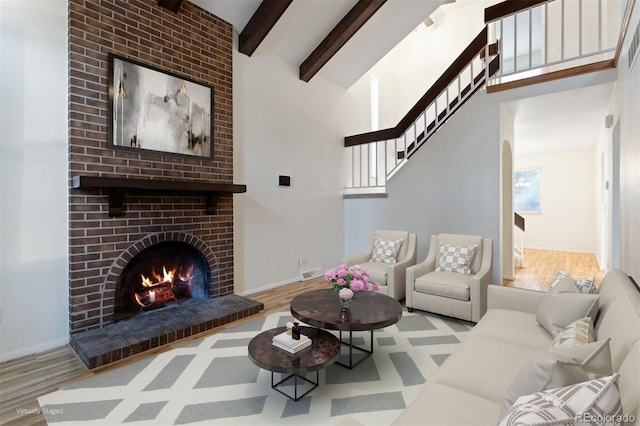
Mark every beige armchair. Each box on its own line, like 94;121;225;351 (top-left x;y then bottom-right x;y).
406;233;492;322
342;230;417;301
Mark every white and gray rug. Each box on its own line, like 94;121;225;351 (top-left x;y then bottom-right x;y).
38;309;473;425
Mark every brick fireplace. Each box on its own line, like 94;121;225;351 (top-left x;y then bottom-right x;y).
68;0;262;368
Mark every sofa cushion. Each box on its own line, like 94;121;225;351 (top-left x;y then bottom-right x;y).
594;282;640;371
549;316;594;349
428;335;538;404
359;261;389;285
392;382;501;426
500;339;613;419
499;374;622;426
414;271;471;301
370;237;403;264
536;292;599;337
618;341;640;418
467;309;553;350
436;243;477;275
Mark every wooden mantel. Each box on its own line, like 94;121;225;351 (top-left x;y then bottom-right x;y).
72;176;247;217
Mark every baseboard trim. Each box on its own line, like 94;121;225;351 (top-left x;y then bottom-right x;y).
240;277;300;297
0;337;70;363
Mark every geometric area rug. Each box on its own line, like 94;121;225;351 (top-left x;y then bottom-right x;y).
38;309;473;425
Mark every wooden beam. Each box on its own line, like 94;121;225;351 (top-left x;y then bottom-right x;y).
157;0;183;13
484;0;550;23
239;0;293;57
613;0;636;67
299;0;387;82
486;59;615;94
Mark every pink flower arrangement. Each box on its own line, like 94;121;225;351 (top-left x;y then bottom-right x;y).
324;264;381;300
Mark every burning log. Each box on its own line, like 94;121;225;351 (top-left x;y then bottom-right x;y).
133;264;194;309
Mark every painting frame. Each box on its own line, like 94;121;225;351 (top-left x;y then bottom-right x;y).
108;53;214;160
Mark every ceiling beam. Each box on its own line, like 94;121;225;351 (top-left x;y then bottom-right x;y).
157;0;183;13
239;0;294;57
299;0;387;82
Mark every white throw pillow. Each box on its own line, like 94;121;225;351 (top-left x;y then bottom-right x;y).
370;238;403;264
499;374;623;426
436;243;477;275
536;292;599;337
500;339;613;420
499;352;589;419
549;317;594;349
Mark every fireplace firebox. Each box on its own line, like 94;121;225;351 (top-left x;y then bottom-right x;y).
114;241;211;322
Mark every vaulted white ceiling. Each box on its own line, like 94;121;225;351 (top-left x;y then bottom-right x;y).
504;82;615;156
191;0;616;157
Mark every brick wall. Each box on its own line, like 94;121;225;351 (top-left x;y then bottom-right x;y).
68;0;235;335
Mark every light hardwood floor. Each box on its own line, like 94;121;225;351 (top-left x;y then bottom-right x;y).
503;248;604;291
0;249;602;425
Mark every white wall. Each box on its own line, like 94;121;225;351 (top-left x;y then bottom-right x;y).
349;1;498;130
608;3;640;281
515;150;597;253
0;0;69;361
233;1;370;295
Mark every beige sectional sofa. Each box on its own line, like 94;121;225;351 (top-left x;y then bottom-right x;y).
394;269;640;425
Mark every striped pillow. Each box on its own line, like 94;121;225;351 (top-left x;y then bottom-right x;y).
499;374;623;426
550;317;594;349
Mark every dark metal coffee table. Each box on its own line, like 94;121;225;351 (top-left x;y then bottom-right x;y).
248;326;340;401
290;289;403;369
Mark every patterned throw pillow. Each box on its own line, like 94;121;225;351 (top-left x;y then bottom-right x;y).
548;269;597;294
436;244;477;275
550;317;594;349
575;276;597;294
499;374;623;426
370;238;403;264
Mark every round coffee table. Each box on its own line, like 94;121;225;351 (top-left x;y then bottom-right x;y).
248;325;340;401
290;289;403;368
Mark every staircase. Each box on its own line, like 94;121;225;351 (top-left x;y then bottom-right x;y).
344;0;622;192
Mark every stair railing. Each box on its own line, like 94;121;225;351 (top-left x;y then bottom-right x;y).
487;0;622;85
345;28;500;190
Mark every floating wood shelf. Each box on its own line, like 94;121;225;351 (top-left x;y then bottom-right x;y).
72;176;247;217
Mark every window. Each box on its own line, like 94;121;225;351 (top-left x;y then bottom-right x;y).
514;169;541;213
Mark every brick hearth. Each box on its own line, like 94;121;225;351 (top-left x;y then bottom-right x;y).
71;295;263;369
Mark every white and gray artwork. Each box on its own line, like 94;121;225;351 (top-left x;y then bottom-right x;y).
111;56;212;158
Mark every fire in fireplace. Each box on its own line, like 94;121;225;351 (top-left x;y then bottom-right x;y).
114;241;211;322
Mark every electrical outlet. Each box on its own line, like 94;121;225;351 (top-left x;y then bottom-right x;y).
298;256;303;266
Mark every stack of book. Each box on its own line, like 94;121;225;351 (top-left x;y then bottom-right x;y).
272;331;311;353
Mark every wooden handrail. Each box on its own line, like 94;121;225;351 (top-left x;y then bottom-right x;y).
514;212;525;232
613;0;636;67
345;27;488;147
484;0;551;24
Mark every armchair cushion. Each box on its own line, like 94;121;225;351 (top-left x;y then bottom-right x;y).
359;261;390;285
370;237;403;264
437;243;477;275
415;271;471;301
